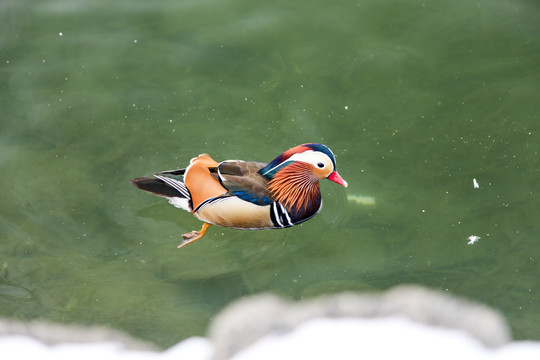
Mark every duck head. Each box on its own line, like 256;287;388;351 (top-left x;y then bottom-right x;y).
260;143;347;211
260;143;348;187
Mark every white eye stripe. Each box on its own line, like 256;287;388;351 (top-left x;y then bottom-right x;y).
288;150;333;169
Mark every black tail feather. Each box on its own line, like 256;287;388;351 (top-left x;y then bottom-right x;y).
158;168;186;176
130;177;187;198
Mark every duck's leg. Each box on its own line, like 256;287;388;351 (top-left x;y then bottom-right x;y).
178;222;211;248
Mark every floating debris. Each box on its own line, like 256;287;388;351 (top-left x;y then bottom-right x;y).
473;178;479;189
467;235;480;245
347;194;376;206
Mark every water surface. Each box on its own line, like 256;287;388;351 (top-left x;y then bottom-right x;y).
1;0;539;347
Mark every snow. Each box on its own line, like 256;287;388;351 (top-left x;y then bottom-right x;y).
2;318;540;360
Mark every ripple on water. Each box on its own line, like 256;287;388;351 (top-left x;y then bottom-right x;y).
0;283;34;301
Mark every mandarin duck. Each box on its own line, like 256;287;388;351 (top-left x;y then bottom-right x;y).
130;143;347;248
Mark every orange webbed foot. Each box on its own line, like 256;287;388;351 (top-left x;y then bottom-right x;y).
178;222;211;248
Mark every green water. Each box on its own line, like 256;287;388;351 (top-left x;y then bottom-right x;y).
1;0;540;348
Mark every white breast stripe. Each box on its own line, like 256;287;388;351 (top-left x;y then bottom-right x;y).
280;203;293;227
271;202;294;228
272;203;284;227
154;174;191;199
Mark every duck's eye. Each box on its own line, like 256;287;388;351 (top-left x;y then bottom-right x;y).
316;162;325;168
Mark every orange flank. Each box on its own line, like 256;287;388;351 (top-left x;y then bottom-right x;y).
184;154;227;210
